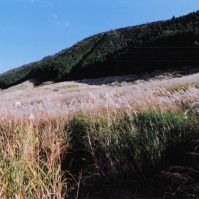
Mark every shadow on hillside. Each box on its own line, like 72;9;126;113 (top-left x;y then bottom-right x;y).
74;67;199;86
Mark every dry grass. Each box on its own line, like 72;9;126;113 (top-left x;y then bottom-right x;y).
0;118;68;198
0;72;199;198
1;72;199;122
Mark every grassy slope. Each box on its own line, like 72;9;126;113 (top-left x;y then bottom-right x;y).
1;83;199;198
1;10;199;89
1;67;199;198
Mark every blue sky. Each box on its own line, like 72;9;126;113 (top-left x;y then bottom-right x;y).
0;0;199;74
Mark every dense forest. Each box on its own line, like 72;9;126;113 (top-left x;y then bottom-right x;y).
0;10;199;89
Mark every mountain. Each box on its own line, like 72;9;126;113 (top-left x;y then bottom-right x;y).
1;10;199;89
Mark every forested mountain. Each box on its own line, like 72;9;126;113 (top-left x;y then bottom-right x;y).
1;10;199;89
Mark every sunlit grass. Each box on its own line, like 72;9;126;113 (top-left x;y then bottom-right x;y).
0;119;68;198
0;73;199;198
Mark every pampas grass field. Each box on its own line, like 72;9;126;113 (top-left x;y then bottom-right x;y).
0;71;199;198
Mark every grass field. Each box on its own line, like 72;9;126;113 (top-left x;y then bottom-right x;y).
0;71;199;198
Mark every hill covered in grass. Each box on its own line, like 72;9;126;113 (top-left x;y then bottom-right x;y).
1;10;199;89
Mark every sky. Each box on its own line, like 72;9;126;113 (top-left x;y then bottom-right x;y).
0;0;199;74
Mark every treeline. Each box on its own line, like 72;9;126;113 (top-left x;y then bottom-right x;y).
1;10;199;88
0;64;36;88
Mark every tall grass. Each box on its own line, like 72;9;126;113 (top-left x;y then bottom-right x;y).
0;105;198;198
0;119;68;198
63;109;199;198
1;73;199;198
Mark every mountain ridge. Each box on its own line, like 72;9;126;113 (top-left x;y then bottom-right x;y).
1;10;199;89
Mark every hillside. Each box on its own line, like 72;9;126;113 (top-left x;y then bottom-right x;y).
0;10;199;89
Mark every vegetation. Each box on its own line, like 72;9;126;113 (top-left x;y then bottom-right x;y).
1;10;199;88
64;109;199;198
1;9;199;199
0;64;35;88
1;73;199;198
0;119;68;198
0;105;199;198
